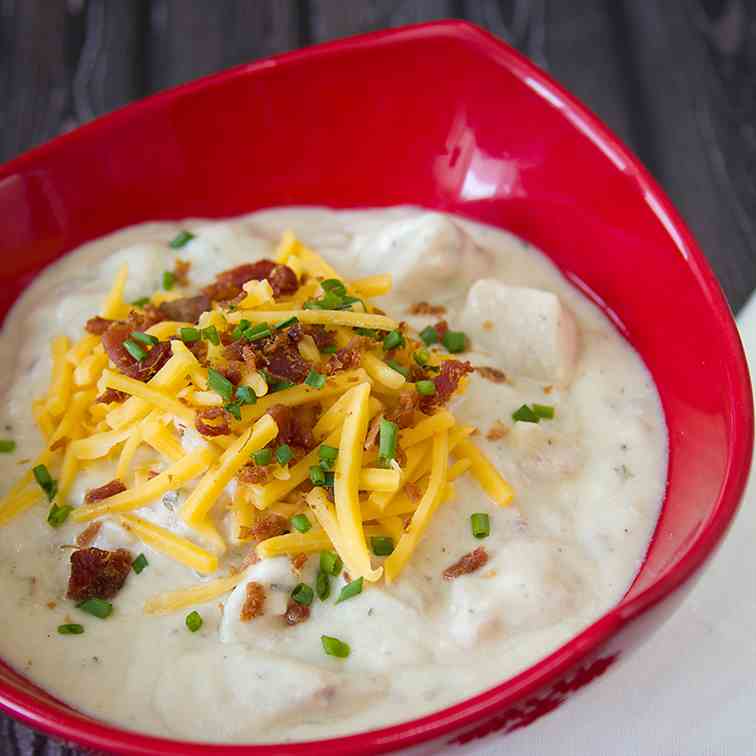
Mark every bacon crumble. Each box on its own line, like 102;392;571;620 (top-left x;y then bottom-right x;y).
442;547;489;580
284;599;310;626
84;479;127;504
158;294;210;324
248;512;289;542
475;366;508;384
195;407;232;437
75;522;103;548
408;302;446;315
67;547;133;601
240;581;266;622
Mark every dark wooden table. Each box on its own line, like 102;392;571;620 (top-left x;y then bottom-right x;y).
1;1;755;753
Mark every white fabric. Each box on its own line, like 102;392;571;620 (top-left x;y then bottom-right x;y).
445;296;756;756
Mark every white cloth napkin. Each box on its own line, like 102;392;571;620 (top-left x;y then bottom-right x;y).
447;296;756;756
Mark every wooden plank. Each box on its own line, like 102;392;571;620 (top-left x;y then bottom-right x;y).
147;0;302;93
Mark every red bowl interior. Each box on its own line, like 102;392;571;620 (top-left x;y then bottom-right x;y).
0;20;752;755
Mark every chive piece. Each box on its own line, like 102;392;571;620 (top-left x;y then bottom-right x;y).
231;319;250;340
471;512;491;539
532;403;555;420
169;230;195;249
413;349;430;367
318;445;338;469
323;471;335;487
386;360;409;379
291;583;314;606
309;465;326;486
132;553;149;574
200;325;220;346
335;577;364;604
355;327;378;339
180;326;201;343
316;571;330;601
268;378;295;393
371;536;395;556
57;623;84;635
415;380;436;396
378;418;398;462
442;330;467;353
321;635;350;658
291;513;312;533
419;325;439;345
130;331;158;346
162;271;176;290
383;330;405;351
512;404;540;423
208;368;234;402
225;402;241;421
0;439;15;453
275;444;294;466
338;295;363;311
305;369;326;389
235;385;256;406
77;598;113;619
320;551;343;576
252;448;273;466
321;278;347;296
122;339;147;362
274;316;299;330
185;611;202;632
320;345;338;354
33;464;57;502
130;297;150;308
243;323;272;342
47;503;72;528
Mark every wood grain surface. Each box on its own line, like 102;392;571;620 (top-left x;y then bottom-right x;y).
0;0;754;753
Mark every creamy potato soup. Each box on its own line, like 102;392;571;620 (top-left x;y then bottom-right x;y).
0;208;667;743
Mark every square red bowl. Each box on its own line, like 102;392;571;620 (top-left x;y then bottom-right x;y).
0;20;752;755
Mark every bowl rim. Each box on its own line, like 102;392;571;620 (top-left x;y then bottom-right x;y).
0;18;752;755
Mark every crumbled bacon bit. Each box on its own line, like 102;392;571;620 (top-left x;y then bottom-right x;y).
204;260;298;301
386;388;419;429
442;547;489;580
223;340;244;362
543;385;553;395
408;301;446;315
249;512;289;542
184;338;208;366
67;547;133;601
486;421;508;441
158;294;210;324
268;264;299;296
85;316;113;335
84;479;126;504
419;360;473;412
217;360;244;386
303;325;335;350
325;340;363;375
266;404;315;449
240;581;266;622
173;258;191;286
237;464;270;485
76;522;102;548
96;388;129;404
404;481;422;502
284;599;310;626
101;323;172;381
433;320;449;338
127;303;165;332
475;366;507;384
195;407;232;437
239;549;260;570
47;601;57;610
290;553;308;574
264;342;310;384
241;344;257;371
364;412;384;450
482;320;494;331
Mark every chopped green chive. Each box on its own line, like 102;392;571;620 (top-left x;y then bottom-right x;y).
185;611;202;632
162;271;176;290
320;345;338;354
335;577;363;604
268;378;295;393
231;319;251;340
179;326;201;343
512;404;540;423
318;445;338;469
386;360;409;379
291;583;314;606
419;325;439;345
200;325;220;345
225;402;242;421
378;418;398;462
321;279;347;297
383;330;405;351
532;403;555;420
442;330;467;353
413;349;430;367
57;623;84;635
132;553;149;574
291;513;312;533
275;444;294;466
208;368;234;402
316;571;330;601
169;230;195;249
320;551;343;576
321;635;350;658
471;512;490;539
243;323;272;342
77;598;113;619
274;316;299;330
130;331;158;346
323;471;335;487
305;369;326;389
371;536;394;556
355;327;379;339
252;448;273;466
130;297;150;308
415;380;436;396
0;439;15;453
122;339;147;362
309;465;327;486
33;464;57;502
235;385;256;406
47;503;72;528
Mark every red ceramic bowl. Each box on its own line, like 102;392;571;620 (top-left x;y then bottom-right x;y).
0;20;751;755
